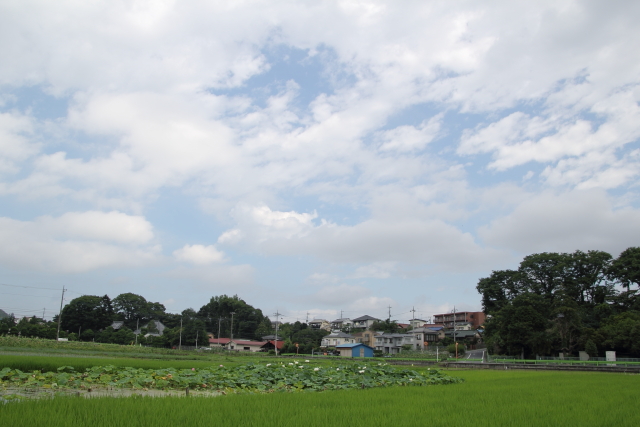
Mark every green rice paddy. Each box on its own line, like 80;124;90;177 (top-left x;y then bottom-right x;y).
1;369;637;427
0;343;638;427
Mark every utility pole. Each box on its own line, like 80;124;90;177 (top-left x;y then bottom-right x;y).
42;308;45;320
56;287;66;341
179;317;183;350
387;305;392;320
453;306;456;344
411;307;416;325
217;317;223;343
195;330;199;349
135;319;139;345
274;311;281;356
229;312;235;352
306;312;309;324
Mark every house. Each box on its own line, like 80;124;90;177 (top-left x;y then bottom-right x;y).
397;323;410;330
110;321;124;330
261;335;284;341
352;330;380;347
321;331;355;348
209;337;231;349
351;315;380;330
308;319;331;331
261;340;285;352
409;327;440;351
433;311;486;329
330;318;353;332
134;319;166;337
374;333;416;354
444;329;481;345
409;318;428;329
228;339;267;352
335;343;374;358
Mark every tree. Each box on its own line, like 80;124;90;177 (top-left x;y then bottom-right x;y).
371;319;400;333
484;293;552;358
112;293;165;329
60;295;114;336
608;247;640;290
198;295;269;340
594;311;640;357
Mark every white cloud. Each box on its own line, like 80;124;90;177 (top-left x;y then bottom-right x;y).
0;112;37;174
0;212;159;273
173;244;225;265
377;114;443;152
350;262;397;279
479;190;640;255
218;203;500;271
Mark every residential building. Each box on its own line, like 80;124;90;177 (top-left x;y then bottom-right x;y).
409;318;428;329
352;330;380;347
351;315;380;329
228;340;267;352
410;327;440;351
308;319;331;331
433;311;486;329
335;343;374;358
330;318;353;332
209;337;231;348
444;329;481;345
321;331;356;348
134;319;166;337
374;333;416;354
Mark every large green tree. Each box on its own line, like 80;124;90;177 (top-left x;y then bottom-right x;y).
60;295;114;336
112;293;165;329
198;295;269;340
477;249;630;357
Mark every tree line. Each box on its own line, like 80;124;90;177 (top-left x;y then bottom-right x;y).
477;247;640;358
1;293;330;352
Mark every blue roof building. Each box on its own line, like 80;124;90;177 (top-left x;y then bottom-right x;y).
335;343;374;358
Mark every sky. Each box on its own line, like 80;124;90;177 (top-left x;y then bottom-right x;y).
1;0;639;326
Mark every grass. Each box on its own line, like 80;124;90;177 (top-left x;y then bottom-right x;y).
1;369;638;426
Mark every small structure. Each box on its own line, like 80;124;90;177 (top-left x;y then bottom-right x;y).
336;343;374;358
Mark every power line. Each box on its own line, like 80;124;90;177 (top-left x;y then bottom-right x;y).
0;283;64;291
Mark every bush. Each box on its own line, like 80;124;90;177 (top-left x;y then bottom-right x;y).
447;343;466;356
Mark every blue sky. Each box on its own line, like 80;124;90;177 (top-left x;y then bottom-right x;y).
1;1;639;325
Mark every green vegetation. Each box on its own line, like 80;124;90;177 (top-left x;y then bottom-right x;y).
1;361;459;395
1;370;637;426
478;247;640;358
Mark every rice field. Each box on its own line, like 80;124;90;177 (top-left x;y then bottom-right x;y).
1;369;637;427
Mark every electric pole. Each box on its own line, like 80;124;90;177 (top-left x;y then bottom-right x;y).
274;311;281;356
56;287;66;341
179;317;183;350
230;312;235;347
388;305;392;320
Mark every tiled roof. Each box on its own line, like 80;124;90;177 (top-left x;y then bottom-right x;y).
209;338;231;344
231;340;267;346
351;315;380;322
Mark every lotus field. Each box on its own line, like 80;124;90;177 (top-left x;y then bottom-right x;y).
1;361;460;396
